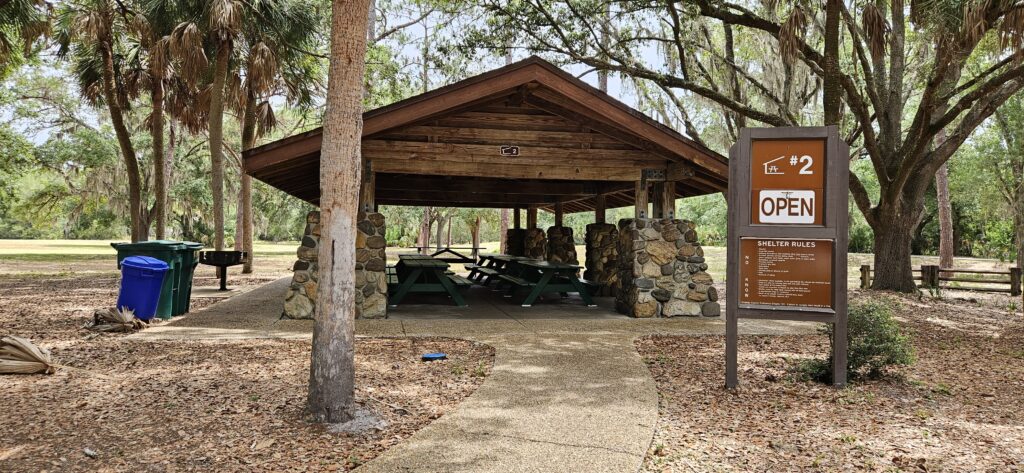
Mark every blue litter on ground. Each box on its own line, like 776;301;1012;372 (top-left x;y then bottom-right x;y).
421;353;447;361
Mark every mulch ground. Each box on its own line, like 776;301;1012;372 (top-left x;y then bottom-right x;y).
638;290;1024;472
0;272;495;472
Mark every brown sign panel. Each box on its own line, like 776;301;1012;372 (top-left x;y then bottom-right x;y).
727;127;849;389
750;139;825;225
739;238;833;309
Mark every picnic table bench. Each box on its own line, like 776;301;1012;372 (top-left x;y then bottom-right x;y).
410;246;483;264
499;259;596;307
387;255;470;307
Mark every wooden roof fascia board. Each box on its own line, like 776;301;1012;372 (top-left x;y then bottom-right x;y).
525;61;728;176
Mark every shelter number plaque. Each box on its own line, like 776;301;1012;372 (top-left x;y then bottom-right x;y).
727;127;849;389
751;139;825;225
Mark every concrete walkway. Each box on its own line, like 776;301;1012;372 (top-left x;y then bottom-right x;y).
133;278;816;472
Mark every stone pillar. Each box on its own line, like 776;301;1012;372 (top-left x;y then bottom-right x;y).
355;211;387;319
283;211;320;319
546;226;577;264
615;218;719;318
505;229;526;256
523;228;547;260
584;223;618;295
283;211;388;320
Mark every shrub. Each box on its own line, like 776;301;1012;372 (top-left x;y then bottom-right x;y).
799;299;914;383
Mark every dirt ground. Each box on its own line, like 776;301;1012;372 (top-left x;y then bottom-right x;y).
0;269;494;472
638;289;1024;472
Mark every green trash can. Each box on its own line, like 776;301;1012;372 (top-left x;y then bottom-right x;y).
177;242;204;315
111;240;185;320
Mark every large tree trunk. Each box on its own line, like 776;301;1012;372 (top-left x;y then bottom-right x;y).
499;208;509;253
240;93;257;273
99;36;143;242
234;189;244;250
1015;190;1024;270
208;43;231;251
418;207;431;252
435;215;445;251
308;0;371;425
935;162;954;270
870;204;922;292
151;73;166;240
822;0;840;126
472;216;480;256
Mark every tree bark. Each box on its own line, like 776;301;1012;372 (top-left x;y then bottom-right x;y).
870;203;922;292
822;0;841;126
208;43;231;251
99;31;143;242
418;206;431;251
1015;205;1024;270
308;0;370;425
499;208;509;253
240;92;257;273
435;215;445;250
935;162;954;270
472;216;480;255
151;69;166;240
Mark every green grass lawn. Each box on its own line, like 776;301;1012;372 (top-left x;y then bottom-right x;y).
1;239;1015;287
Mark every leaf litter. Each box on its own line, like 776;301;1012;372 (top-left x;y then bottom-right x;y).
0;272;494;472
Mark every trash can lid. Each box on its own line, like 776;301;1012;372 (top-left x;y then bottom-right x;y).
122;255;170;270
182;241;204;249
111;240;186;250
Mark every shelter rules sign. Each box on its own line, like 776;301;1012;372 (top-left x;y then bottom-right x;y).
740;238;832;308
727;127;849;388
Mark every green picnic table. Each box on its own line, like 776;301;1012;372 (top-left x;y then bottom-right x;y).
498;260;595;307
467;254;530;286
388;254;470;307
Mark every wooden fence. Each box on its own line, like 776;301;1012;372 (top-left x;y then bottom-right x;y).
860;264;1022;296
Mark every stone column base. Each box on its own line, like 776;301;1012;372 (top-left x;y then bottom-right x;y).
505;229;526;256
282;211;389;320
546;226;578;264
615;218;719;318
584;223;617;296
523;228;547;260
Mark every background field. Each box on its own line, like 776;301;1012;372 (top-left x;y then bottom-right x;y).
2;239;1016;289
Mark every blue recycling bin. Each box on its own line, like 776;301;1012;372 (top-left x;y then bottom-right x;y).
116;256;170;321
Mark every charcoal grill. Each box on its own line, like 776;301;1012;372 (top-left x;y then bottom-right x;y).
199;250;248;291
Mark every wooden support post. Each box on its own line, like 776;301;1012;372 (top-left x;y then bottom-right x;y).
358;161;375;212
663;181;676;219
514;208;521;229
554;202;564;227
527;207;538;229
1010;267;1021;297
634;178;648;219
594;194;606;224
922;265;940;289
651;182;665;218
860;264;871;289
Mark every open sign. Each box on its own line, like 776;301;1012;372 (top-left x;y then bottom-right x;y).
758;190;815;224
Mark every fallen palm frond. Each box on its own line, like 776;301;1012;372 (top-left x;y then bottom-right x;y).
88;308;147;333
0;336;57;375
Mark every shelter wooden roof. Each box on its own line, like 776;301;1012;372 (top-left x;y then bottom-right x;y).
243;56;727;213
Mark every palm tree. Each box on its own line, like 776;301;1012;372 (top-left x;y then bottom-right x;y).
146;0;236;250
309;0;371;424
55;0;147;242
230;0;321;273
0;0;48;74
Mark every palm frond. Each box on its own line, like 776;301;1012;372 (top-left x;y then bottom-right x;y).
0;336;57;375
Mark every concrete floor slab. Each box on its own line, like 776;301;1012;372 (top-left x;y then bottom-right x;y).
130;277;819;472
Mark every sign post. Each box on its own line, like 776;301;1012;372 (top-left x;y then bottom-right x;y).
726;127;849;388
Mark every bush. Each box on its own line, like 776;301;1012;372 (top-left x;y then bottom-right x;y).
799;299;914;382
